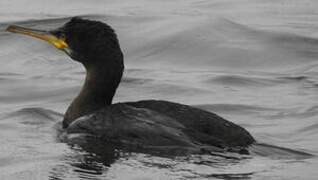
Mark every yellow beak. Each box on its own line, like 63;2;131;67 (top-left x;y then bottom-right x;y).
6;25;68;49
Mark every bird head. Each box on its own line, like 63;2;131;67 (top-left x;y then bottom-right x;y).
7;17;123;68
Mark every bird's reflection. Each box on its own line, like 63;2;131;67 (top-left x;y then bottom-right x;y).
49;126;122;179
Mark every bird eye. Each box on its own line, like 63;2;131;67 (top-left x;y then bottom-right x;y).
60;34;66;40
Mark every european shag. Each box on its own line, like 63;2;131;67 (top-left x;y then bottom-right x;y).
6;17;255;153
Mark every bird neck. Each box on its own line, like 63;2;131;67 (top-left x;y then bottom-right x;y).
63;60;123;127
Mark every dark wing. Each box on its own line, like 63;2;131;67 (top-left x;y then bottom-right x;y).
66;103;199;149
126;100;255;148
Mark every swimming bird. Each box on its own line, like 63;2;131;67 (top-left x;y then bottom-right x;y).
6;17;255;154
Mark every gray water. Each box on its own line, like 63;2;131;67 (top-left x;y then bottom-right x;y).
0;0;318;179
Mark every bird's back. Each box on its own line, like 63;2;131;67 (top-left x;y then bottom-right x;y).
127;100;255;147
66;100;254;154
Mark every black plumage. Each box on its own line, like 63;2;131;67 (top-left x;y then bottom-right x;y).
8;17;255;154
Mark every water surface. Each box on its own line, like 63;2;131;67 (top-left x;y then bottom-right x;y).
0;0;318;179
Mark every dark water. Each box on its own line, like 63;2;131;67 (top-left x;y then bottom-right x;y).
0;0;318;179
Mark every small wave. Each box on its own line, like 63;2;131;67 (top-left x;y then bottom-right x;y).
205;73;318;90
296;113;318;133
267;105;318;119
3;107;63;125
203;172;253;179
270;33;318;59
0;72;22;77
121;77;152;84
220;18;318;58
206;75;282;87
277;75;308;81
250;143;313;160
277;74;318;86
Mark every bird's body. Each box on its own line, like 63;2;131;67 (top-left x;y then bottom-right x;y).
67;100;254;151
7;17;255;154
